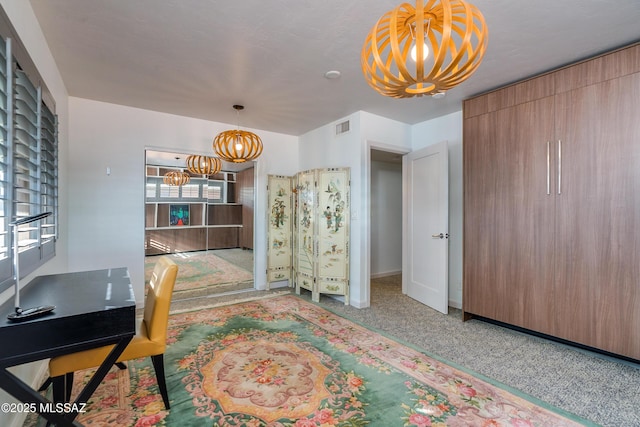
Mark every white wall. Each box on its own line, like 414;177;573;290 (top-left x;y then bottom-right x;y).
361;112;412;306
68;98;299;304
299;111;411;307
412;110;464;308
370;160;402;276
0;2;69;427
299;108;463;308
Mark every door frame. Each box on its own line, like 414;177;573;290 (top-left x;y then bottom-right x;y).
363;140;410;308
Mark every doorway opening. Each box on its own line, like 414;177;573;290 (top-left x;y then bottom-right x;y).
367;142;450;314
368;147;405;306
144;149;255;301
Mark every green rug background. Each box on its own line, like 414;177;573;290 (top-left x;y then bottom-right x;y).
166;317;403;425
68;296;596;426
145;251;253;293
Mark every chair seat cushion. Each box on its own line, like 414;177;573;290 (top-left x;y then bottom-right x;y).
49;317;165;377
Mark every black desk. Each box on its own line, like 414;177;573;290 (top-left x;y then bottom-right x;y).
0;268;136;426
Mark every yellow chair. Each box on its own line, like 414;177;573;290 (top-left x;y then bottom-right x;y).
49;256;178;409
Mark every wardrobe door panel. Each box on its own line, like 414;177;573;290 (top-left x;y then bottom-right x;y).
464;111;501;319
554;72;640;359
464;96;556;333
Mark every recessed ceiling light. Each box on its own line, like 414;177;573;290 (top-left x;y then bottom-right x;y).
324;70;341;79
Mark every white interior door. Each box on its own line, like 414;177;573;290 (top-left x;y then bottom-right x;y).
403;141;449;314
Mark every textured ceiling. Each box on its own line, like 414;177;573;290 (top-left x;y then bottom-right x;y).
29;0;640;136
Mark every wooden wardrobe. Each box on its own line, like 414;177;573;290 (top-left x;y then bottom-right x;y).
463;43;640;361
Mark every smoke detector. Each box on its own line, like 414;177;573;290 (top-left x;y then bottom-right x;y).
324;70;341;79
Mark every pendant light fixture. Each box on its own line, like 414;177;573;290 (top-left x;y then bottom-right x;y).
361;0;488;98
163;170;190;186
163;156;191;186
213;105;263;163
186;154;222;175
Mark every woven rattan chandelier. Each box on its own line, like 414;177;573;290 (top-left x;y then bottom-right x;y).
163;170;190;186
213;105;263;163
361;0;487;98
185;154;222;175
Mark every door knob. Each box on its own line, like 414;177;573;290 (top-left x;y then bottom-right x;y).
431;233;449;239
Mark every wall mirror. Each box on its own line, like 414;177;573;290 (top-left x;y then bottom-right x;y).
144;149;255;299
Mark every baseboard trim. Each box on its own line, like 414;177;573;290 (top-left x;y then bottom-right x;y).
268;280;290;289
371;270;401;279
448;299;462;310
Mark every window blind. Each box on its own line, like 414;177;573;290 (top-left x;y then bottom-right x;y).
13;68;40;249
0;34;58;292
0;37;11;286
39;100;57;242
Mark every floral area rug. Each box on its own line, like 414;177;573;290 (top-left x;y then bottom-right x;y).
68;295;595;426
145;251;253;293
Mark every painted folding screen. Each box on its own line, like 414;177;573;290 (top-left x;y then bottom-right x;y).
315;168;350;304
294;168;350;304
266;175;293;285
294;169;316;293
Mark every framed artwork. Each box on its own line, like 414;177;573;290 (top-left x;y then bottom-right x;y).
169;204;190;226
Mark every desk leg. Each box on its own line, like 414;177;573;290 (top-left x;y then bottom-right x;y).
0;335;133;427
68;335;132;418
0;367;81;427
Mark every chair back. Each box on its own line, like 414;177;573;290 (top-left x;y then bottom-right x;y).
144;256;178;344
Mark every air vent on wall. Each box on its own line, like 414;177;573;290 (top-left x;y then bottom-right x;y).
335;120;350;136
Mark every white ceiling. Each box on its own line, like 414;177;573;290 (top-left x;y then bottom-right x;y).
29;0;640;137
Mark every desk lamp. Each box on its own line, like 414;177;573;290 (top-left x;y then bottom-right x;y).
7;212;55;321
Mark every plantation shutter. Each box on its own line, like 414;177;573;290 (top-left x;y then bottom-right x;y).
0;14;59;292
40;100;57;245
13;68;40;249
0;37;9;282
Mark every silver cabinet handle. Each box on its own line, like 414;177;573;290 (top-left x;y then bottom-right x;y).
558;140;562;195
431;233;449;239
547;141;550;195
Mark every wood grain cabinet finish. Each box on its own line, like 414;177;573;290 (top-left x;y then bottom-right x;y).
237;167;255;250
464;95;556;336
463;43;640;360
553;72;640;359
207;205;242;225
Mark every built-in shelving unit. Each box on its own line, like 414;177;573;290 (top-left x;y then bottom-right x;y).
144;165;250;255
